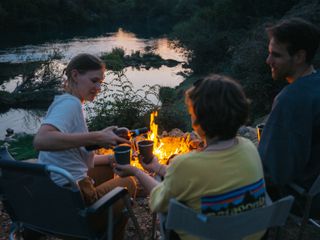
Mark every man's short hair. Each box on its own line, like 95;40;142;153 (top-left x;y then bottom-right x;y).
266;18;320;64
186;74;249;140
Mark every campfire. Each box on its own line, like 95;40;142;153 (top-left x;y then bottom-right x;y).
100;111;202;168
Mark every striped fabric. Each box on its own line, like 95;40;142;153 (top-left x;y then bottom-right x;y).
201;178;266;215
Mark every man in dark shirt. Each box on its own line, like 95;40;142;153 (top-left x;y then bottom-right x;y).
258;18;320;217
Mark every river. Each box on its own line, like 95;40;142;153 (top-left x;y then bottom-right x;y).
0;28;188;139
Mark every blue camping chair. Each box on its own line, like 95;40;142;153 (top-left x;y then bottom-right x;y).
288;176;320;240
160;195;294;240
0;146;143;240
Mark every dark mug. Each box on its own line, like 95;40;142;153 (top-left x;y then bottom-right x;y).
113;145;131;165
138;140;154;164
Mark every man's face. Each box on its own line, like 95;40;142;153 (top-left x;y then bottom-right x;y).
266;38;295;82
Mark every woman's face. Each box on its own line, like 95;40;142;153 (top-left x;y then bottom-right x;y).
71;68;105;102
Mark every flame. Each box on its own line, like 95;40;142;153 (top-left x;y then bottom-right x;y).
148;111;158;147
146;111;189;165
100;111;192;167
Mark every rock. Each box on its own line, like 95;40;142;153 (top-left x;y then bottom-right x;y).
238;126;259;146
167;128;184;137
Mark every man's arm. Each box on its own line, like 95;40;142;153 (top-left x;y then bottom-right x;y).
258;93;312;185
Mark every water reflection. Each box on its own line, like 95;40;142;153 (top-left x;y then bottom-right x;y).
0;109;45;139
0;28;188;136
0;28;186;63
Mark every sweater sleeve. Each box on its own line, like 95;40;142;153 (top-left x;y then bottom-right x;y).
149;156;186;213
258;91;312;185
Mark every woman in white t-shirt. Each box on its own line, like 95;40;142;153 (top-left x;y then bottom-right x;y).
33;53;136;240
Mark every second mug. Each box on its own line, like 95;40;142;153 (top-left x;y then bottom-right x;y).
138;140;154;164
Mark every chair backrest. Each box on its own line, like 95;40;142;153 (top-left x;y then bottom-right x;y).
309;174;320;197
0;158;96;239
165;196;294;240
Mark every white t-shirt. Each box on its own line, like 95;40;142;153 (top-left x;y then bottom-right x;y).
38;93;94;185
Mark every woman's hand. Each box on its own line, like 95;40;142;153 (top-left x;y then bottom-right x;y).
113;163;139;177
99;126;131;147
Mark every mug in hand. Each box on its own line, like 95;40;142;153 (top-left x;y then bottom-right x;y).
138;140;154;164
113;145;132;165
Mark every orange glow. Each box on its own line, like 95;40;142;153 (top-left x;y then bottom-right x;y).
148;111;158;147
100;111;191;167
145;111;189;165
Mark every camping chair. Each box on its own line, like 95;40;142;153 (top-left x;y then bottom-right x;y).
0;146;143;240
0;145;15;161
288;175;320;240
161;195;294;240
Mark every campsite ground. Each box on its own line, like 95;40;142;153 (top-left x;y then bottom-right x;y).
1;197;320;240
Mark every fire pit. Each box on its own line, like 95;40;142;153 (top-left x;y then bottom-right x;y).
99;111;203;168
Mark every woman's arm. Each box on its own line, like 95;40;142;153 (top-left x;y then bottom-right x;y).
94;154;114;166
33;124;130;151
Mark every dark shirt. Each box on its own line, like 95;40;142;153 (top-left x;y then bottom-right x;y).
258;71;320;189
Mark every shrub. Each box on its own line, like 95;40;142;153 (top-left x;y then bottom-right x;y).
86;70;160;130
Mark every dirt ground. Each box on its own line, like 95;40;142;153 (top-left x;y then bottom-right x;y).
1;197;320;240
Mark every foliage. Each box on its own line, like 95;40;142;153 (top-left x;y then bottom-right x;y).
100;47;180;71
86;70;160;131
155;86;190;132
172;0;300;74
158;87;177;105
2;0;320;124
0;134;38;160
100;48;125;72
0;49;64;111
157;102;190;133
0;0;185;33
12;48;64;93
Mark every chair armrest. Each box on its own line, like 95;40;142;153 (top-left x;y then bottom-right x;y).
46;165;78;190
309;175;320;196
288;183;306;195
288;175;320;197
0;146;15;161
86;187;128;214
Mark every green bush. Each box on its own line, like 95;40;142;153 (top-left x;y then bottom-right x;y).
86;70;160;130
100;48;126;72
156;86;190;132
1;134;38;160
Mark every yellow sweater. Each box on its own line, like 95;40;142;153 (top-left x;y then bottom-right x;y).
150;137;265;240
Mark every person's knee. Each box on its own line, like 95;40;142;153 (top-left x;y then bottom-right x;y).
123;176;137;196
